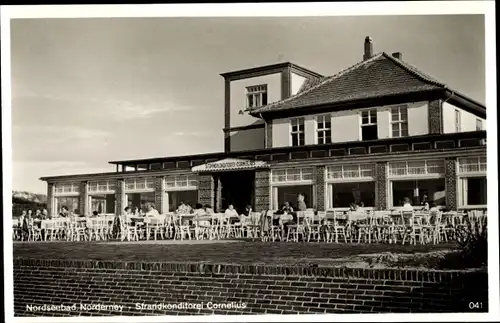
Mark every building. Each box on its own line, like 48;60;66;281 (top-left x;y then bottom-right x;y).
40;37;487;216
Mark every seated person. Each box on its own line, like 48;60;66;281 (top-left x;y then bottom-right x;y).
59;206;70;218
176;201;190;214
224;204;239;218
124;206;133;216
282;202;294;214
423;201;430;212
193;203;207;216
203;204;215;215
429;203;439;214
401;197;414;212
145;203;160;217
240;205;252;223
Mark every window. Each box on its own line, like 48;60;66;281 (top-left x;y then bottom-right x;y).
54;182;80;194
246;85;268;108
167;191;199;212
329;182;376;208
165;175;198;188
455;109;461;132
392;179;446;207
391;105;408;138
124;178;155;191
316;115;332;144
476;119;483;131
326;164;375;180
275;185;313;210
388;160;445;177
458;157;487;173
459;177;487;206
272;167;313;183
88;180;116;193
290;118;305;146
55;196;80;214
361;109;378;140
91;194;116;214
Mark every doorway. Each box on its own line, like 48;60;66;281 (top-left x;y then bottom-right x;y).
218;171;255;214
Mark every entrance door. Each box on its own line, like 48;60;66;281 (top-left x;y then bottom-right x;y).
219;171;255;214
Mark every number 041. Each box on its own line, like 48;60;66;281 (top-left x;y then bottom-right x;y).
469;302;483;309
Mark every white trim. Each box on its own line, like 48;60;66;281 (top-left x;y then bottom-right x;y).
388;174;445;181
53;192;80;197
325;178;375;184
271;181;314;187
164;186;198;192
290;117;305;147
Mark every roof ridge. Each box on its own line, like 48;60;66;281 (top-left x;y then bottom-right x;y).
249;53;385;113
383;53;446;88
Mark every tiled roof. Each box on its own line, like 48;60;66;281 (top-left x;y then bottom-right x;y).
249;53;448;114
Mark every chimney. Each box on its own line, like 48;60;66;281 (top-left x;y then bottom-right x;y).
392;52;402;60
363;36;373;60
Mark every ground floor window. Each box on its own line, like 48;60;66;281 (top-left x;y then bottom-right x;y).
459;177;487;206
55;196;80;215
90;194;116;214
126;192;155;212
167;190;198;212
392;178;445;207
273;185;313;210
328;182;375;208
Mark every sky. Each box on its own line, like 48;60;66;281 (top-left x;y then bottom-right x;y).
9;15;485;194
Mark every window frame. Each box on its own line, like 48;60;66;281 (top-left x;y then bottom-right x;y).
390;105;409;138
316;114;332;145
290;117;305;147
246;84;268;109
476;118;483;131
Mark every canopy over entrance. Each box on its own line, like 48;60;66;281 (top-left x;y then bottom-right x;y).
191;158;268;173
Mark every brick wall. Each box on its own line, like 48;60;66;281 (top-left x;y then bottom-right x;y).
115;179;125;215
254;169;271;211
445;158;458;210
13;259;487;316
79;181;89;216
265;120;273;149
315;166;326;211
198;175;214;208
154;176;165;213
428;99;443;134
47;183;55;217
375;162;388;210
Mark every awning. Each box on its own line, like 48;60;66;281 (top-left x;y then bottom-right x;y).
191;158;269;173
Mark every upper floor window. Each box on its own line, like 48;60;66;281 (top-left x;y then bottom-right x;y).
391;105;408;138
476;119;483;131
455;109;461;132
246;85;268;109
290;118;305;146
316;115;331;144
361;109;378;141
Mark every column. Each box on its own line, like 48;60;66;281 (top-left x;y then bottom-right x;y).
79;181;89;216
154;176;166;213
265;120;273;149
47;183;56;217
255;169;271;212
198;174;215;209
315;166;326;211
115;179;126;215
428;99;443;134
445;158;458;210
375;162;388;210
215;176;222;212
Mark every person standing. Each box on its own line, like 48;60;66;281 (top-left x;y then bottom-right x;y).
297;194;307;211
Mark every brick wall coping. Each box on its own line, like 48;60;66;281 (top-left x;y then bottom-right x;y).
14;258;486;282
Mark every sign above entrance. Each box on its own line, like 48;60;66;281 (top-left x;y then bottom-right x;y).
191;158;269;172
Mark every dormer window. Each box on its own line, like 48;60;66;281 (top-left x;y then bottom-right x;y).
246;85;268;109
